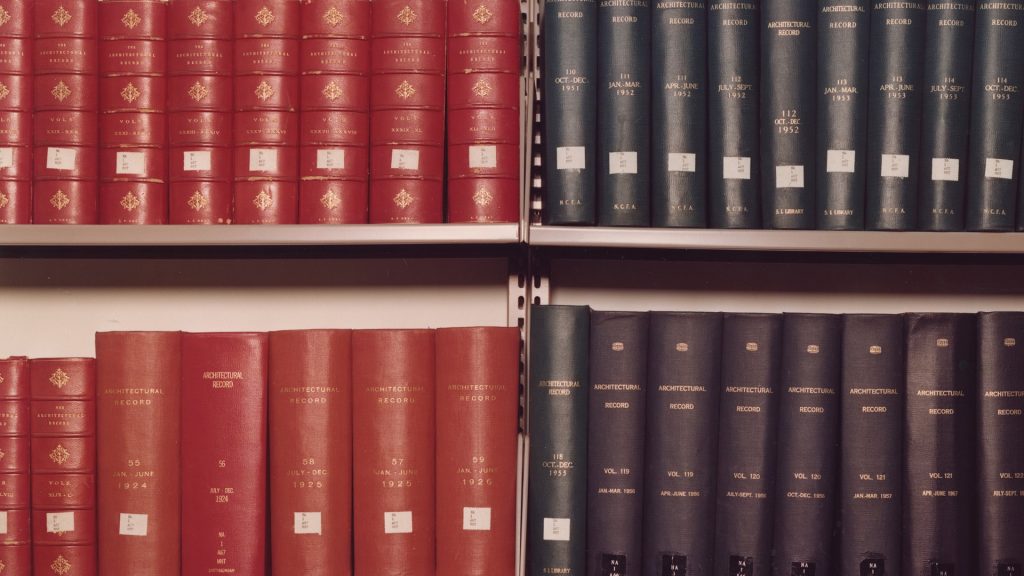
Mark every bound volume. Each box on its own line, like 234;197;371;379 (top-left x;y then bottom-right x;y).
0;357;30;574
0;1;31;223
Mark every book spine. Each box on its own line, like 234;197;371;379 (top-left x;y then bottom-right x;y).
167;0;234;224
839;314;904;576
708;0;760;229
596;0;650;226
527;304;589;576
977;312;1024;576
773;314;841;576
299;0;370;224
369;0;445;223
352;329;436;575
95;332;181;576
714;313;781;576
98;0;168;224
435;327;520;576
0;357;30;573
181;332;268;576
642;312;722;576
541;0;596;225
29;357;97;576
816;0;869;230
233;0;301;224
33;0;99;224
587;312;648;576
269;329;353;576
966;3;1024;230
0;2;31;224
762;0;816;229
903;313;977;576
865;0;926;230
918;0;976;230
446;0;521;223
651;0;706;228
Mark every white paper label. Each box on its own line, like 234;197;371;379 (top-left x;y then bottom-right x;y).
609;151;638;174
826;149;856;173
294;512;323;535
46;147;77;171
667;152;696;173
0;511;7;535
986;158;1014;180
116;151;146;175
880;153;910;178
46;512;75;534
723;156;751;180
384;511;413;534
543;518;571;541
0;147;13;169
931;158;960;182
462;507;492;531
775;165;805;188
183;150;212;172
390;149;420;170
317;149;345;170
556;146;586;170
119;513;149;537
469;145;498;169
249;148;279;172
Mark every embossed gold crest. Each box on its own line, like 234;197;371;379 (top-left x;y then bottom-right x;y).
323;6;346;26
472;79;492;98
0;557;7;573
255;80;275;101
253;188;274;211
321;189;341;210
745;342;759;352
396;5;417;25
49;444;71;466
121;82;141;104
50;190;71;211
121;8;142;29
120;191;141;212
676;342;689;352
472;5;494;24
51;6;73;27
0;374;4;385
0;191;7;211
393;189;414;209
255;6;276;26
322;81;344;101
869;345;882;355
50;555;72;576
395;80;416;100
472;187;493;207
0;82;9;101
188;81;209;102
51;81;72;103
188;6;209;26
0;6;10;27
0;448;6;461
50;368;70;389
187;190;208;211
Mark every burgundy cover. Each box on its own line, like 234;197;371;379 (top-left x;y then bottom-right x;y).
181;332;268;576
0;358;30;569
0;3;30;224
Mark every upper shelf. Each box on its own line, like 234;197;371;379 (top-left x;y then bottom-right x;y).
0;224;521;247
529;226;1024;254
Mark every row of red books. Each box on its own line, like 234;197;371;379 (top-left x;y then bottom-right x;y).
0;326;519;575
0;0;521;225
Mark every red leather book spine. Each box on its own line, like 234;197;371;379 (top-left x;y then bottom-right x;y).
369;0;446;223
446;0;520;223
168;0;234;224
233;0;301;224
352;329;436;576
33;0;99;225
0;357;31;573
181;332;268;576
269;330;353;576
0;2;31;224
95;332;181;576
435;327;519;575
29;357;97;576
98;0;168;224
299;0;371;224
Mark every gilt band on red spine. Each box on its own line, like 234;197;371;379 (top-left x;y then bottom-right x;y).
446;0;520;223
300;0;371;223
32;0;99;224
0;3;31;224
0;358;30;573
168;0;234;224
233;0;301;224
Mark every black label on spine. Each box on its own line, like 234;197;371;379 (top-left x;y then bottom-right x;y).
662;554;687;576
791;562;816;576
931;563;954;576
999;563;1020;576
860;559;884;576
731;556;755;576
603;554;627;576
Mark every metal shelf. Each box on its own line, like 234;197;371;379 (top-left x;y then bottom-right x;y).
529;226;1024;253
